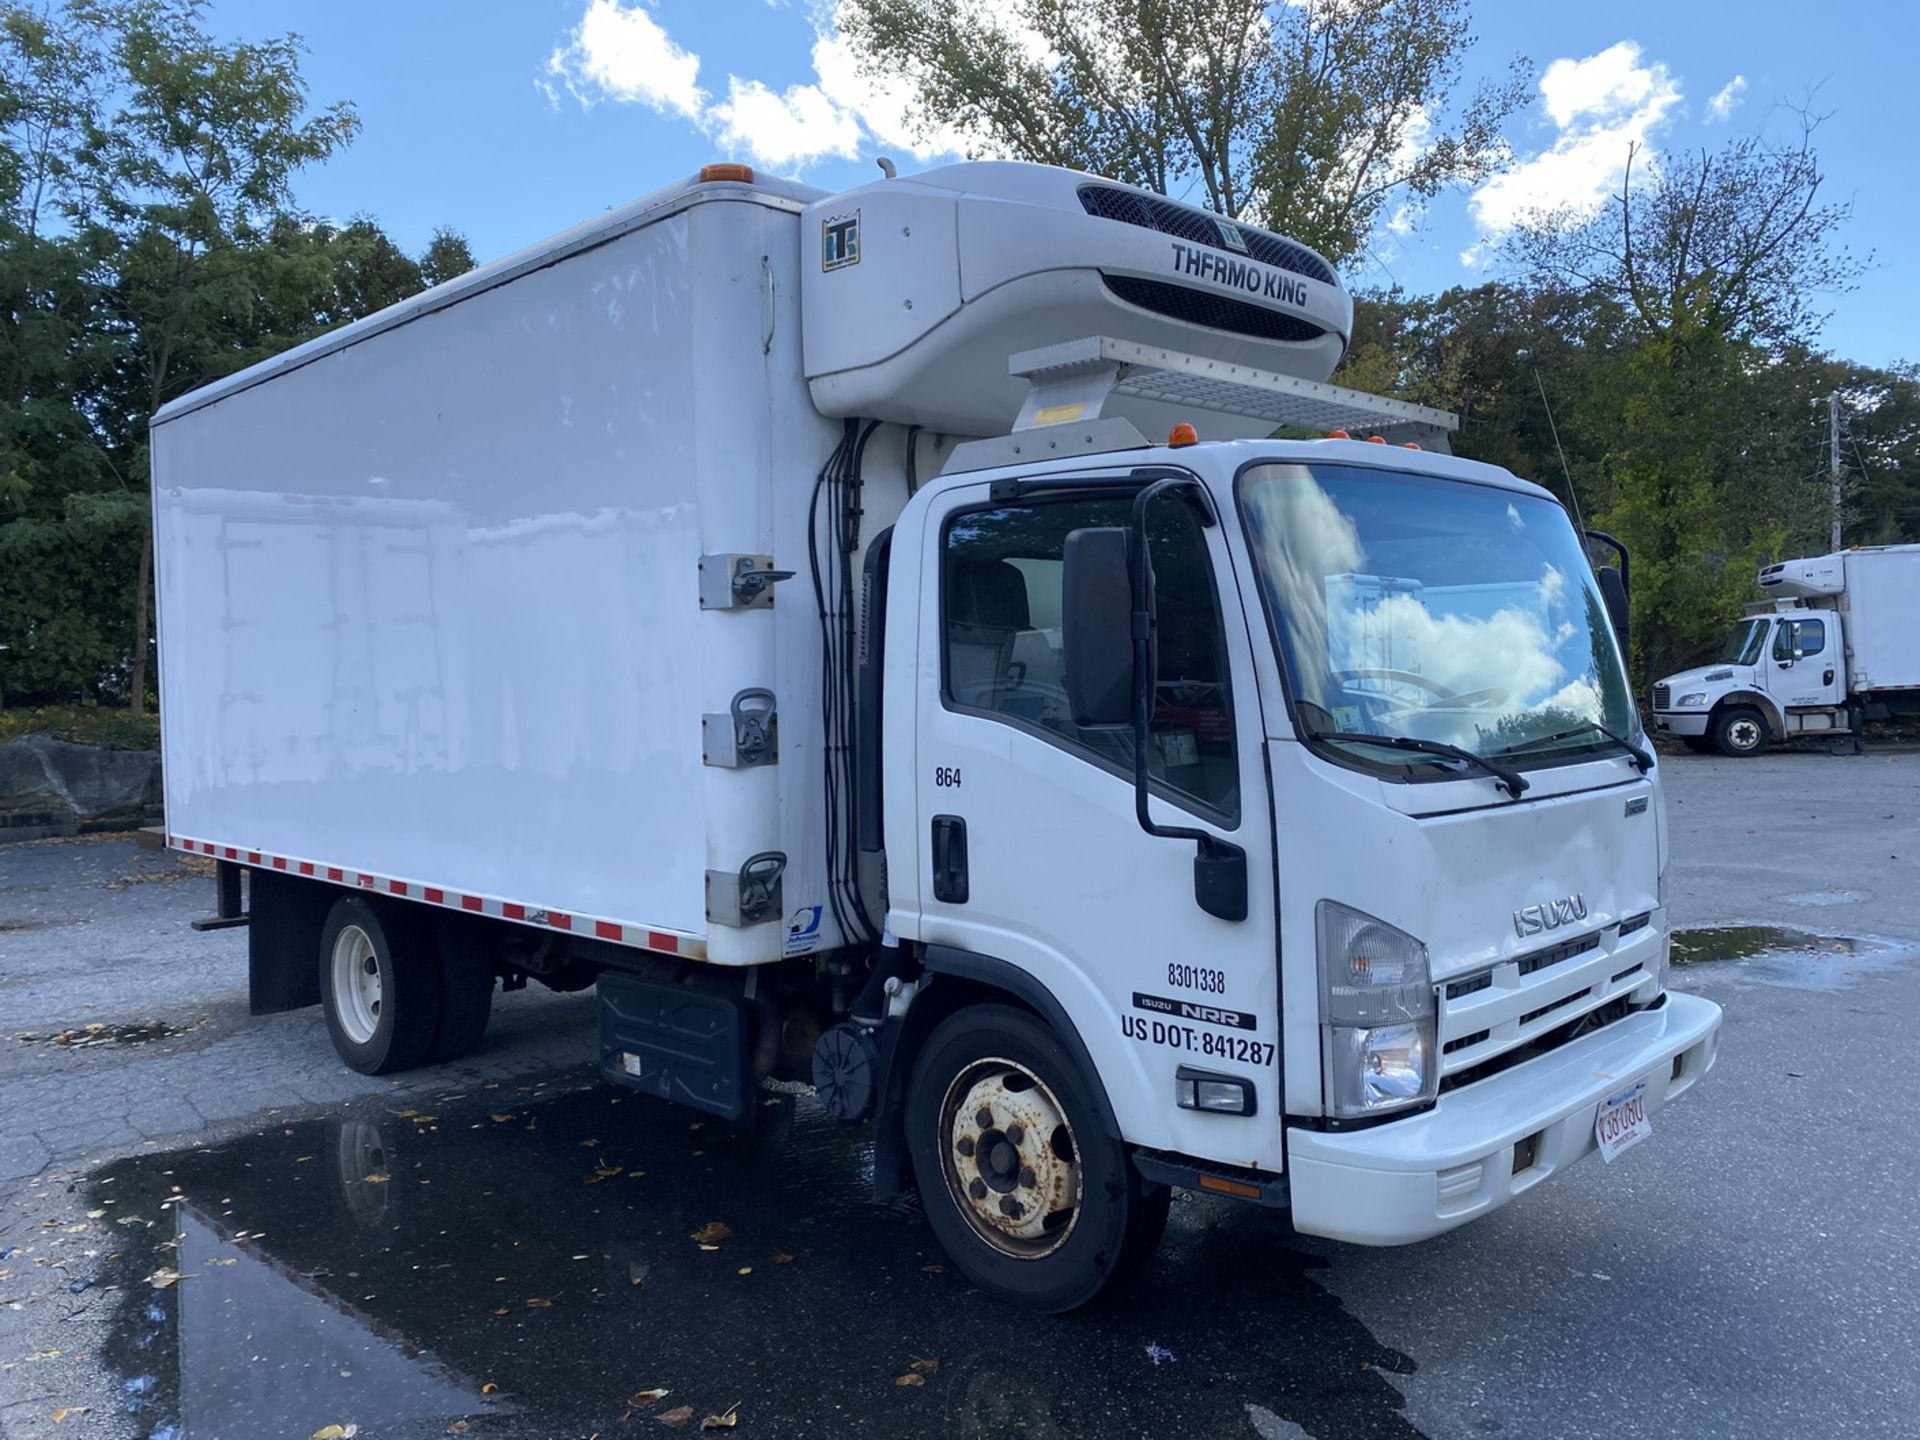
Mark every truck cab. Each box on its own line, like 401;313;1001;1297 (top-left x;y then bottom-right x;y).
1651;609;1846;755
869;426;1720;1306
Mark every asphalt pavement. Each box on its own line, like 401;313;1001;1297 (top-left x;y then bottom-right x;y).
1;747;1917;1440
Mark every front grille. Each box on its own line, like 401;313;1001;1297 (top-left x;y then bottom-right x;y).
1652;684;1671;709
1516;931;1600;978
1520;987;1593;1026
1078;185;1339;285
1618;912;1651;937
1101;274;1328;343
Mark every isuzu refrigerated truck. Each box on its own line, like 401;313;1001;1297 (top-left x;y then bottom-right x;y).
152;160;1721;1310
1652;544;1920;755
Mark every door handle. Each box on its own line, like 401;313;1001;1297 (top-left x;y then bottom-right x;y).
931;815;969;904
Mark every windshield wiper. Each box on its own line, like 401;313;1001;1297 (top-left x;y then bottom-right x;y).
1492;722;1654;772
1305;729;1530;798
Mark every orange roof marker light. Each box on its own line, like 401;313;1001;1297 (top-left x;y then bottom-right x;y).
1365;435;1387;444
1403;442;1421;450
699;163;755;184
1326;428;1351;440
1168;423;1199;448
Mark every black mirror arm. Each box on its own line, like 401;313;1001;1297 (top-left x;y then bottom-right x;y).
1126;480;1248;923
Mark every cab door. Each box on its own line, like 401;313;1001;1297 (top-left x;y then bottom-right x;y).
1769;614;1843;709
897;475;1284;1172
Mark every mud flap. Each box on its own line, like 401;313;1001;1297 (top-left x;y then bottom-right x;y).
598;973;749;1120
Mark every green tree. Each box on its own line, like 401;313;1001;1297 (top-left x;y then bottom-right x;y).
836;0;1529;265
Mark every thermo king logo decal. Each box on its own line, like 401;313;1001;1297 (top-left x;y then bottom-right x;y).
822;212;860;271
1131;992;1256;1031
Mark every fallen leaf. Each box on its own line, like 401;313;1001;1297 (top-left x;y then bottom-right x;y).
920;1264;944;1273
51;1407;90;1422
895;1373;925;1387
771;1252;795;1265
659;1405;696;1427
526;1297;553;1308
698;1244;719;1253
909;1358;939;1374
310;1427;357;1440
690;1222;733;1245
701;1406;739;1430
628;1169;647;1178
482;1382;499;1395
629;1388;671;1407
493;1307;509;1316
490;1114;515;1123
146;1268;183;1289
361;1173;390;1184
579;1138;601;1148
736;1266;752;1276
448;1423;471;1435
85;1209;105;1219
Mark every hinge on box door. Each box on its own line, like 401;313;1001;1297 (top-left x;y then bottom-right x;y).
707;851;786;927
699;554;794;610
703;688;778;767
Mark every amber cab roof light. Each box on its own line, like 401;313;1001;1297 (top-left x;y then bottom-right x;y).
1168;423;1199;448
699;163;755;184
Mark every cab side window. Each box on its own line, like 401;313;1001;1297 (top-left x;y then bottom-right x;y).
942;493;1238;820
1773;618;1825;660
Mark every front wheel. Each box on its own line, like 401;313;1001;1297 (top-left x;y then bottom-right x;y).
1712;706;1769;758
905;1004;1168;1312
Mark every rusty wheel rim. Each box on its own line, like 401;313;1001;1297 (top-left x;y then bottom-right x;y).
938;1057;1082;1259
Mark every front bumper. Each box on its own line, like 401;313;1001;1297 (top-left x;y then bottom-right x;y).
1286;990;1721;1245
1651;711;1710;737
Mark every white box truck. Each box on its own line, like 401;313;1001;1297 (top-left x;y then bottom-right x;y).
152;160;1721;1310
1651;544;1920;755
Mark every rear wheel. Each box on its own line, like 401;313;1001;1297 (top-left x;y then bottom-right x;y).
906;1004;1168;1312
319;896;440;1074
1712;706;1769;757
429;933;495;1063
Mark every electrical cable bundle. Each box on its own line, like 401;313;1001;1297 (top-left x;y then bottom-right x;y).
809;417;883;948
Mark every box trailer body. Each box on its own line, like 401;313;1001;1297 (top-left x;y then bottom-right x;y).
154;162;1720;1311
1651;544;1920;755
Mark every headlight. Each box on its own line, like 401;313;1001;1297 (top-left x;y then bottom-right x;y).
1677;692;1708;708
1317;901;1437;1118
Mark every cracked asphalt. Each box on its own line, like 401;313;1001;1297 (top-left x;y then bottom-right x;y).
2;747;1918;1440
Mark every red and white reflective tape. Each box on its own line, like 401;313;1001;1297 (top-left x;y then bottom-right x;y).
167;835;704;961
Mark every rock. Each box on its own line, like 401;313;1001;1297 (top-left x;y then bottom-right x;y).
0;732;161;826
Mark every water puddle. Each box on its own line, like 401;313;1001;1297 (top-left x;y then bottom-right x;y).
14;1018;205;1048
1670;927;1913;991
90;1075;1420;1440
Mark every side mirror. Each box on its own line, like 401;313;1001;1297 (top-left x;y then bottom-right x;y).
1062;526;1135;728
1595;564;1630;658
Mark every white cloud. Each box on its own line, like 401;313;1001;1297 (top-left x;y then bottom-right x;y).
544;0;704;120
1706;74;1747;122
541;0;985;173
1461;40;1682;265
710;75;863;168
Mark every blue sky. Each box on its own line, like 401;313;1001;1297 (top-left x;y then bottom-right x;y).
229;0;1916;368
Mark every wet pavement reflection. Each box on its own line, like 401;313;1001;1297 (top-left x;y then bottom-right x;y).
94;1075;1422;1439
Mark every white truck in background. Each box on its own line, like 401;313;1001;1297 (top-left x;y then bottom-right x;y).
1651;545;1920;755
152;159;1721;1311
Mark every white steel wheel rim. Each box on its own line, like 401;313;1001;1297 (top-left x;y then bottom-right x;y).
330;924;383;1045
1728;717;1762;750
938;1057;1082;1259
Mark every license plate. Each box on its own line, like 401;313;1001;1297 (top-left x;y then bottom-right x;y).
1595;1079;1651;1163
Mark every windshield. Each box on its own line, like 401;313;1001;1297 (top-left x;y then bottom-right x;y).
1238;462;1638;771
1713;618;1768;666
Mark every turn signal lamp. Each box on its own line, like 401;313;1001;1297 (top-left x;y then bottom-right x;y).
700;163;755;183
1168;423;1199;448
1327;429;1351;440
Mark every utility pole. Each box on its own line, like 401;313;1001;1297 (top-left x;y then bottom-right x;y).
1829;391;1844;551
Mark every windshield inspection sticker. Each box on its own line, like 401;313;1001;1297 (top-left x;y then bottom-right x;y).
1132;992;1256;1031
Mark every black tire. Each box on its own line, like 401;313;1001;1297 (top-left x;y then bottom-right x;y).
318;896;440;1075
430;940;495;1063
1711;705;1769;758
905;1004;1168;1312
